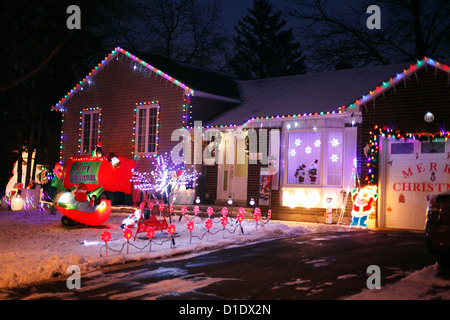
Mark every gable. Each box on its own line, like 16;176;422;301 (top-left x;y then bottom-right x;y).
52;47;241;112
346;57;450;113
52;47;195;111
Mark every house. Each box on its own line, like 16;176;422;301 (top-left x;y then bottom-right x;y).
53;47;450;230
198;58;450;230
52;47;241;203
353;57;450;230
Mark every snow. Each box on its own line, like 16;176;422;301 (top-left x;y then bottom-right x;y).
0;206;311;290
344;263;450;300
0;206;448;300
205;62;414;127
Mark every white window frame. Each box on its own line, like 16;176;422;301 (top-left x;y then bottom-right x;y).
135;104;160;156
81;109;101;154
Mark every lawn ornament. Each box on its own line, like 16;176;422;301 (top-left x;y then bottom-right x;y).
55;187;111;226
350;186;378;228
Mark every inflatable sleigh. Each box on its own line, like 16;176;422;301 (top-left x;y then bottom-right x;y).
55;186;111;226
55;155;135;226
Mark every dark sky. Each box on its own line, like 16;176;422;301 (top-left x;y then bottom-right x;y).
221;0;356;35
222;0;257;33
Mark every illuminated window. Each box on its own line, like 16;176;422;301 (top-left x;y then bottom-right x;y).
135;104;158;155
81;110;100;154
287;130;344;186
327;131;343;186
288;132;321;185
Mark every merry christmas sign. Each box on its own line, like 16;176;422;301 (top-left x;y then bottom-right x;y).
63;156;135;193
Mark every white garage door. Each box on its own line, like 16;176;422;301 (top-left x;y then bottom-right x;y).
384;139;450;230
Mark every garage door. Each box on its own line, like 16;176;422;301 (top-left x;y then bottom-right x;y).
384;139;450;230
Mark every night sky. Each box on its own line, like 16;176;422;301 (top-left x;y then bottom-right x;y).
222;0;355;35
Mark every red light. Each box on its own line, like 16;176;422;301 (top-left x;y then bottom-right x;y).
167;224;176;235
146;227;155;239
101;231;111;243
123;228;133;240
221;216;228;227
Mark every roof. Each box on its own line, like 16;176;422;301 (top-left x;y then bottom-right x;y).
204;57;450;127
132;51;241;101
52;47;241;111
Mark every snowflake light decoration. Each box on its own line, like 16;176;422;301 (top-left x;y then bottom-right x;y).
290;149;297;157
314;139;321;147
330;138;340;147
330;154;339;162
305;146;312;154
295;139;302;147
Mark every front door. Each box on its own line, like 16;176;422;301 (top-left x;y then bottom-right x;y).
217;132;248;203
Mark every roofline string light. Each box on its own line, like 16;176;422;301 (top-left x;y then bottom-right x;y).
347;57;450;112
189;109;345;130
365;125;450;185
51;47;195;111
187;57;450;130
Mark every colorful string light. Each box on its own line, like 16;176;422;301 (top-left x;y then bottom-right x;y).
133;101;160;159
347;57;450;112
78;107;102;154
52;47;194;111
365;125;450;184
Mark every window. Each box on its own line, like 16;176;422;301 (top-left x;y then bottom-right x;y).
286;130;344;186
421;141;445;154
390;143;414;154
287;132;321;185
326;131;343;186
135;104;159;155
81;109;101;154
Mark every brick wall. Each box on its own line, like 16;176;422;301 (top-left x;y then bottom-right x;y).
358;65;450;187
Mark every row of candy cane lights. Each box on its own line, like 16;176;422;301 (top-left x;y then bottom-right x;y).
100;207;271;246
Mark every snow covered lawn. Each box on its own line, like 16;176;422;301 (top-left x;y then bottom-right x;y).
0;207;312;289
0;207;448;300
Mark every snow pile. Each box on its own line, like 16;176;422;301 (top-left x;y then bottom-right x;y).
0;207;310;289
345;263;450;300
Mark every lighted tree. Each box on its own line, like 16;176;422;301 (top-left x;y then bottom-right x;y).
132;153;200;204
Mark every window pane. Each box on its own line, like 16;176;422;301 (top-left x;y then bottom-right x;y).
390;143;414;154
288;132;321;184
327;131;343;186
83;113;91;153
137;108;147;153
147;107;157;153
421;141;445;154
91;113;99;147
